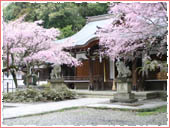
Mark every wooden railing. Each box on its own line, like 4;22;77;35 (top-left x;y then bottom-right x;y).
62;75;103;80
62;75;103;83
62;75;104;90
63;76;89;80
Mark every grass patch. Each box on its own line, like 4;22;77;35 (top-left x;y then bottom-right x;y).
137;105;167;116
86;106;136;112
87;105;167;114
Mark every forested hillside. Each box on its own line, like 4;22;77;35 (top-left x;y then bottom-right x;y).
3;2;108;38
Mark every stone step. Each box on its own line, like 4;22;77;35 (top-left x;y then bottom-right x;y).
74;90;166;100
78;95;113;98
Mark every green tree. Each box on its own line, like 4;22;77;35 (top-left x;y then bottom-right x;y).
78;3;108;17
59;25;75;39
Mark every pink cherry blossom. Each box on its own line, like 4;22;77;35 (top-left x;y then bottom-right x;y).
3;15;80;68
97;2;167;61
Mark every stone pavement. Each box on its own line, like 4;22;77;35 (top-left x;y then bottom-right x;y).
3;98;109;119
3;98;167;119
86;98;167;110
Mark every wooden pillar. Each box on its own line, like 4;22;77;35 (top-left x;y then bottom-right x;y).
112;61;116;91
132;58;137;91
101;59;106;90
72;50;76;78
103;60;106;82
88;57;93;90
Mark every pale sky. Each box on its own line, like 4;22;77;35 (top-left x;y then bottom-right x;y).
2;2;12;8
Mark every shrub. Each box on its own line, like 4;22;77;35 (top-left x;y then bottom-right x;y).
41;86;76;101
40;82;51;88
159;92;167;101
3;86;77;103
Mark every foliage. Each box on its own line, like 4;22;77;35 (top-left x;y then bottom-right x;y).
40;82;52;88
41;86;76;101
3;3;108;38
137;105;167;116
3;86;77;103
78;3;108;17
159;92;167;101
97;3;167;61
3;87;45;102
138;56;168;76
59;25;75;39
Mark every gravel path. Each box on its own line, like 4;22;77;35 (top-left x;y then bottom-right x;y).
3;108;167;126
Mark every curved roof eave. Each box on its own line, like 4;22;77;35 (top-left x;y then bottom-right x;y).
55;18;113;47
74;37;99;49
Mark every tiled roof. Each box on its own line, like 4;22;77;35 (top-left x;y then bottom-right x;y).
55;14;114;47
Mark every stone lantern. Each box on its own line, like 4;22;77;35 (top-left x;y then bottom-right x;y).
110;61;137;103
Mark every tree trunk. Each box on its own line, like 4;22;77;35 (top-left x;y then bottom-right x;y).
10;54;18;88
26;65;30;87
10;70;18;88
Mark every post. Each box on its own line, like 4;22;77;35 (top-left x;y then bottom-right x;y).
3;73;4;93
7;44;9;93
103;60;106;82
12;79;13;92
112;60;116;91
26;65;29;86
132;58;137;91
87;48;94;90
101;59;106;90
7;83;9;93
38;71;40;85
88;57;93;90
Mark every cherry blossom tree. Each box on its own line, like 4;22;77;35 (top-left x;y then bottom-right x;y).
97;2;167;63
3;16;80;87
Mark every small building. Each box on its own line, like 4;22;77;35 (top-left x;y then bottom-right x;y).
2;71;24;92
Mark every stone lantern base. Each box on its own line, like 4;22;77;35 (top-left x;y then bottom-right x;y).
111;93;137;103
110;78;137;103
48;78;66;88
